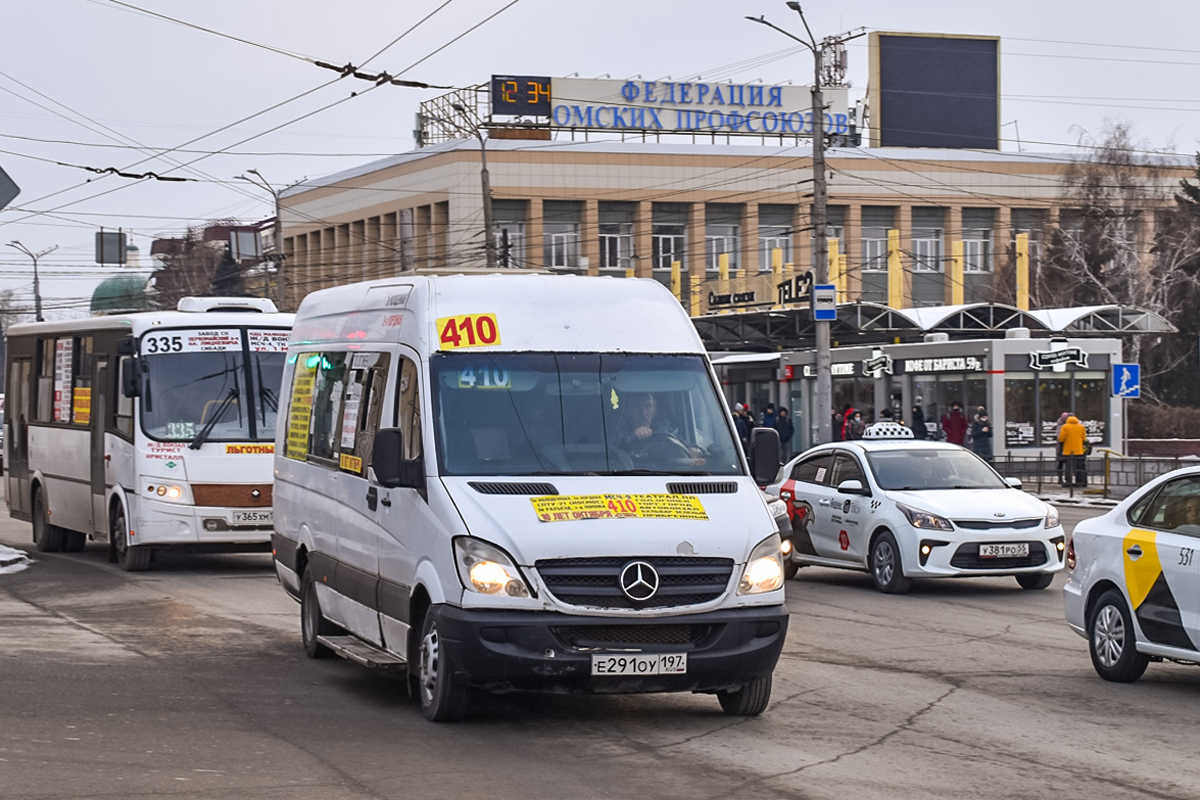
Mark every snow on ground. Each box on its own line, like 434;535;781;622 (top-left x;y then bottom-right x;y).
0;544;31;574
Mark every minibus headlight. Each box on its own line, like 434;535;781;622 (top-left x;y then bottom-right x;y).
148;484;186;502
453;537;531;598
738;535;784;595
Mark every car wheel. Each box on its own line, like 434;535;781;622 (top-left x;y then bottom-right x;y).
417;608;469;722
1088;589;1150;683
717;673;773;716
1016;572;1054;590
301;568;339;659
32;489;64;553
784;561;801;581
111;503;151;572
869;531;912;594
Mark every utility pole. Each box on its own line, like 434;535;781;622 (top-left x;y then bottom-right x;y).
748;5;864;444
451;102;498;271
236;170;286;308
8;240;56;322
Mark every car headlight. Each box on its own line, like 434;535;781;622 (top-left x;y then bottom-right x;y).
766;496;787;521
738;535;784;595
1045;503;1061;529
897;503;954;531
453;537;531;597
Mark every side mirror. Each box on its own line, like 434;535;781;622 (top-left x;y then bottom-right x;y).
371;428;424;489
836;479;868;495
119;356;140;398
1005;476;1023;490
749;426;782;486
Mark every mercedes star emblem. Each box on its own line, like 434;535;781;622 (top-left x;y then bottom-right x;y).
619;560;660;602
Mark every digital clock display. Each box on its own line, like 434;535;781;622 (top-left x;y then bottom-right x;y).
491;75;551;117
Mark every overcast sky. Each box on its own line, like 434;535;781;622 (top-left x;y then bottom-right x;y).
3;0;1200;319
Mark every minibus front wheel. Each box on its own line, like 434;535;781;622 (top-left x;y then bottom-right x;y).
417;607;469;722
301;569;339;659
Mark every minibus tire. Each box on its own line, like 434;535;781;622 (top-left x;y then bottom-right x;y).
716;673;772;716
111;503;150;572
301;569;337;659
417;608;468;722
32;489;64;553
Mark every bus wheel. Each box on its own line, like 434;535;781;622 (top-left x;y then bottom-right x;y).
417;608;469;722
301;568;338;659
62;531;87;553
32;489;64;553
111;503;150;572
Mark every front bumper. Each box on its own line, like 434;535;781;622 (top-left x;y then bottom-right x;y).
134;498;273;546
905;529;1067;577
434;605;789;695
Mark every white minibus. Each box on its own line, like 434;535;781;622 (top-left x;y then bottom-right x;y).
273;275;787;720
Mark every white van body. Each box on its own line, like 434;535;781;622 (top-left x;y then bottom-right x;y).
273;274;788;720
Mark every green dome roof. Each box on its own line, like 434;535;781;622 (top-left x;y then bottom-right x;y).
91;274;151;314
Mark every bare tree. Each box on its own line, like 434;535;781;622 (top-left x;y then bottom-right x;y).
1043;122;1200;402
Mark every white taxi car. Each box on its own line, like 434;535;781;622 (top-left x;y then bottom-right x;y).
1064;466;1200;682
765;423;1065;593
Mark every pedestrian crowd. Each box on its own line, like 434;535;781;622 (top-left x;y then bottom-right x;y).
732;401;795;459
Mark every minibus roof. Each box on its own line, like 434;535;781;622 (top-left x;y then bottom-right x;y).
290;274;706;355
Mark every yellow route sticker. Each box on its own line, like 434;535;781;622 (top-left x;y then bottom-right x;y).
436;313;500;349
340;453;364;474
531;494;707;523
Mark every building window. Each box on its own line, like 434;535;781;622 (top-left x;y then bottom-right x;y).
861;206;896;273
491;199;526;268
543;200;582;269
758;205;795;272
652;228;686;271
598;202;635;275
912;208;945;272
706;204;742;277
962;208;995;273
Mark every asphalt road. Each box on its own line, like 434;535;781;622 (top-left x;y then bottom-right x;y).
3;501;1200;800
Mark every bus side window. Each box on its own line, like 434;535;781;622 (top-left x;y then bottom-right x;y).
115;357;134;437
396;357;421;462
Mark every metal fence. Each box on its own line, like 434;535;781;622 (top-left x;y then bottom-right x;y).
990;452;1200;500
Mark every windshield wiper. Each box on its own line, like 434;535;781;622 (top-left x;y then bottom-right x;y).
188;387;239;450
608;469;707;476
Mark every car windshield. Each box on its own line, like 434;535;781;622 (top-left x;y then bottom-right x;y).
431;352;742;476
139;328;286;443
866;448;1007;490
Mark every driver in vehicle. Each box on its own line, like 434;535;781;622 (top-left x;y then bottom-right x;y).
618;392;704;465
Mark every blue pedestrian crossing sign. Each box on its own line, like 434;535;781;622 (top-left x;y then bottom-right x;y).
1112;364;1140;398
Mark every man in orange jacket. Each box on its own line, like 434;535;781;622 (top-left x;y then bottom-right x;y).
1058;414;1088;487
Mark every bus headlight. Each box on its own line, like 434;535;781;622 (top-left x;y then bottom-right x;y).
738;535;784;595
453;537;531;598
148;484;186;502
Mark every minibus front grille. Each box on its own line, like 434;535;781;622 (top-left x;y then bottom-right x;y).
535;556;733;610
468;481;559;496
666;482;738;495
551;624;714;649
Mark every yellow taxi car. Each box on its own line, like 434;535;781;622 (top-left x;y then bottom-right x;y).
1064;466;1200;682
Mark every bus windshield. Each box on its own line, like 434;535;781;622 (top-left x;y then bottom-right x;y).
139;328;286;444
431;352;742;477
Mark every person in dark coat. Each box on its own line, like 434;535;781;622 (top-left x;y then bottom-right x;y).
844;409;865;440
733;403;751;450
776;407;795;460
941;402;969;445
970;407;994;463
832;403;850;442
911;403;928;440
761;403;777;429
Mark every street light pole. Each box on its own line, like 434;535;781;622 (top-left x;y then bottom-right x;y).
8;240;56;322
236;170;285;308
450;103;498;271
748;6;862;444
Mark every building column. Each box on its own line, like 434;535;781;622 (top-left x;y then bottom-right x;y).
742;203;759;276
897;204;913;305
793;204;810;272
949;206;965;304
688;202;707;313
416;205;431;271
433;202;449;269
524;199;543;270
582;199;600;276
844;204;862;301
285;234;302;311
633;200;653;278
349;220;365;283
380;213;398;277
365;217;381;281
998;206;1015;303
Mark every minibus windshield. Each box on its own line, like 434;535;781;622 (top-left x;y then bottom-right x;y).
431;353;743;476
140;330;285;444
